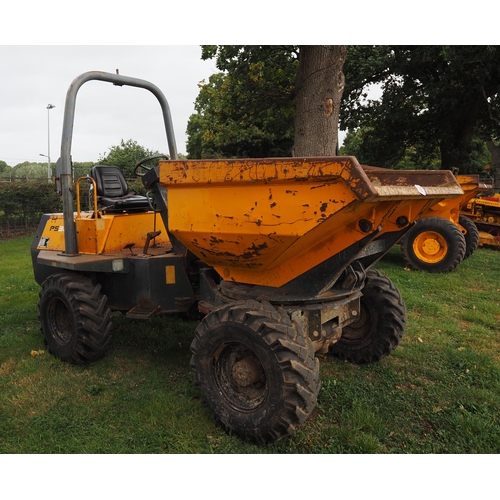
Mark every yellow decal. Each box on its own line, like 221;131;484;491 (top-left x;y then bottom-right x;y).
165;265;176;284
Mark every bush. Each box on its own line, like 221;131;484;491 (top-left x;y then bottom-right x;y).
0;173;149;240
0;182;62;238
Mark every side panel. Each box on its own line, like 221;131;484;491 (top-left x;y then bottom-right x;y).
31;214;61;285
96;254;195;314
33;212;170;255
75;212;169;255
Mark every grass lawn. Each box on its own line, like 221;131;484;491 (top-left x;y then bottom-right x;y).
1;236;500;455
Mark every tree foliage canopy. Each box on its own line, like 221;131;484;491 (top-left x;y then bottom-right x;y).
97;139;159;178
187;46;297;159
5;161;48;180
186;45;499;177
340;45;500;173
187;45;346;159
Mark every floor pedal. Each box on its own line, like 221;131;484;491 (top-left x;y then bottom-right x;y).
126;304;162;319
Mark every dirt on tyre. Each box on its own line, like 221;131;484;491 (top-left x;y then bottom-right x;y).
401;216;466;273
38;273;112;364
190;300;320;444
329;269;406;364
459;214;479;259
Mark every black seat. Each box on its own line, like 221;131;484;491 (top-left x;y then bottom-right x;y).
89;165;151;213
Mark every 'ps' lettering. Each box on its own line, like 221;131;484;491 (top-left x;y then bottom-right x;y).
49;226;63;232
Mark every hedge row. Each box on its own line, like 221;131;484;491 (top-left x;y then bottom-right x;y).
0;182;62;238
0;179;147;239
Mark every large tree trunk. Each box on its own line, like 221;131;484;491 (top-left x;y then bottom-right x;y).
293;45;347;157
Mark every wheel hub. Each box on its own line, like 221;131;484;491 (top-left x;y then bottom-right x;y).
413;230;448;263
49;297;73;345
212;342;268;412
232;357;262;387
422;237;441;255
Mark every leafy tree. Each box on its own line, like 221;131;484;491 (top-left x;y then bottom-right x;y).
484;140;500;187
72;162;95;179
0;160;9;173
341;45;500;173
10;162;49;181
477;81;500;184
186;111;209;159
97;139;159;178
341;127;490;172
187;48;297;158
187;45;346;158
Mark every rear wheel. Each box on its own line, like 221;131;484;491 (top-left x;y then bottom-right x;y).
190;300;320;443
459;214;480;259
401;216;466;273
38;273;112;364
330;269;406;364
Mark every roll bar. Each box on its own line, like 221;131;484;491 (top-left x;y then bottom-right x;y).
57;71;178;255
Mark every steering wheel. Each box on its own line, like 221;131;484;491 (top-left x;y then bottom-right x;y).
133;154;169;177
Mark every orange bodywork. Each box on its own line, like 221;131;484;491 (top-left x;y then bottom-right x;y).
362;167;492;228
158;157;463;287
461;194;500;248
36;175;170;256
36;212;170;255
423;175;492;226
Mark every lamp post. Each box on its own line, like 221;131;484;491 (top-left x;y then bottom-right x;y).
45;104;55;181
39;153;50;180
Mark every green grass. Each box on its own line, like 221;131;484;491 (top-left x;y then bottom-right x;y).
1;236;500;454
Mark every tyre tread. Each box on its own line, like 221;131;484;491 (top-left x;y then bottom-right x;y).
38;273;112;364
330;269;406;364
401;216;466;273
459;214;480;259
190;300;320;443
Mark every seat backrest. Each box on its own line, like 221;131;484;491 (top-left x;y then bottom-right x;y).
89;165;128;198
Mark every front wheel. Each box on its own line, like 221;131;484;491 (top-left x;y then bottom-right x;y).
401;216;466;273
190;300;320;444
38;273;112;364
329;269;406;364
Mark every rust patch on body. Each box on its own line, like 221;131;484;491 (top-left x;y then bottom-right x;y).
241;241;269;260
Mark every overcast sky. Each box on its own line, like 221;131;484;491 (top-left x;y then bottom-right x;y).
0;45;217;166
0;2;489;169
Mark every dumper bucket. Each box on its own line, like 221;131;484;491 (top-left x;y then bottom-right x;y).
158;156;463;288
362;167;492;222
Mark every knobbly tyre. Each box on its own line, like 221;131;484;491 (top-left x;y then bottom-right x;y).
31;71;464;444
